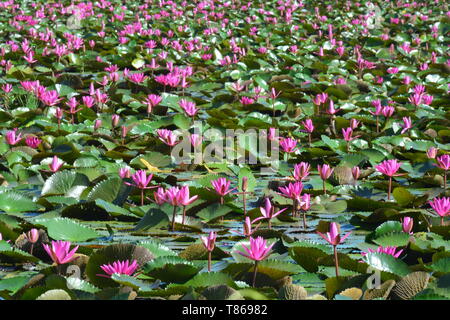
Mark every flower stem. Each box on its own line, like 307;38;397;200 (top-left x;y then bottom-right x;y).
323;180;327;194
208;251;212;272
333;245;339;277
302;211;307;230
243;193;247;216
252;261;258;287
292;199;296;217
388;176;392;201
182;205;186;226
171;205;177;231
140;189;144;206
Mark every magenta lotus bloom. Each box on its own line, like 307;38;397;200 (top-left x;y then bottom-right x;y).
43;240;79;265
5;129;22;145
278;181;303;203
362;246;403;259
49;156;64;173
25;136;42;149
429;197;450;226
179;99;198;118
401;217;414;234
302;119;314;133
210;177;235;204
302;119;314;145
376;159;402;177
157;129;179;147
293;162;310;181
318;164;334;194
280;137;297;153
317;222;351;277
126;170;156;206
98;259;139;278
144;94;162;115
238;236;274;262
375;159;402;200
177;185;198;225
201;231;217;272
153;187;167;206
317;222;351;247
118;167;130;179
400;116;412;134
254;198;287;229
279;181;303;217
382;106;395;118
436;154;450;190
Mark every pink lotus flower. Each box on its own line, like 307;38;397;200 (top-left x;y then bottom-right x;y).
375;159;402;177
317;222;351;247
201;231;217;252
401;217;413;234
362;246;403;258
302;119;314;133
376;159;402;201
153;187;167;205
342;127;357;142
278;181;303;203
400;117;412;134
98;259;139;278
426;147;438;159
144;94;162;114
25;136;42;149
436;154;450;171
237;236;274;262
190;134;202;148
157;129;179;147
326;100;339;115
5;129;22;145
280;137;297;153
24;229;39;244
127;72;148;84
1;84;12;93
381;106;395;118
210;177;235;204
293;162;310;181
254;198;287;228
318;164;334;194
49;156;64;173
317;222;351;277
118;167;130;179
128;170;154;190
429;197;450;225
240;96;255;105
350;119;360;129
352;166;361;181
43;240;79;265
177;185;198;206
179;99;198;117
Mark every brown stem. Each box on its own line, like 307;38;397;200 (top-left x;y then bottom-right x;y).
182;206;186;226
323;179;327;194
333;245;339;277
444;170;447;190
292;199;297;217
243;193;247;216
208;251;212;272
388;176;392;201
140;189;144;206
302;211;307;230
171;205;177;231
268;220;272;229
252;261;258;287
308;133;312;147
376;116;379;133
441;217;444;226
30;244;34;256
